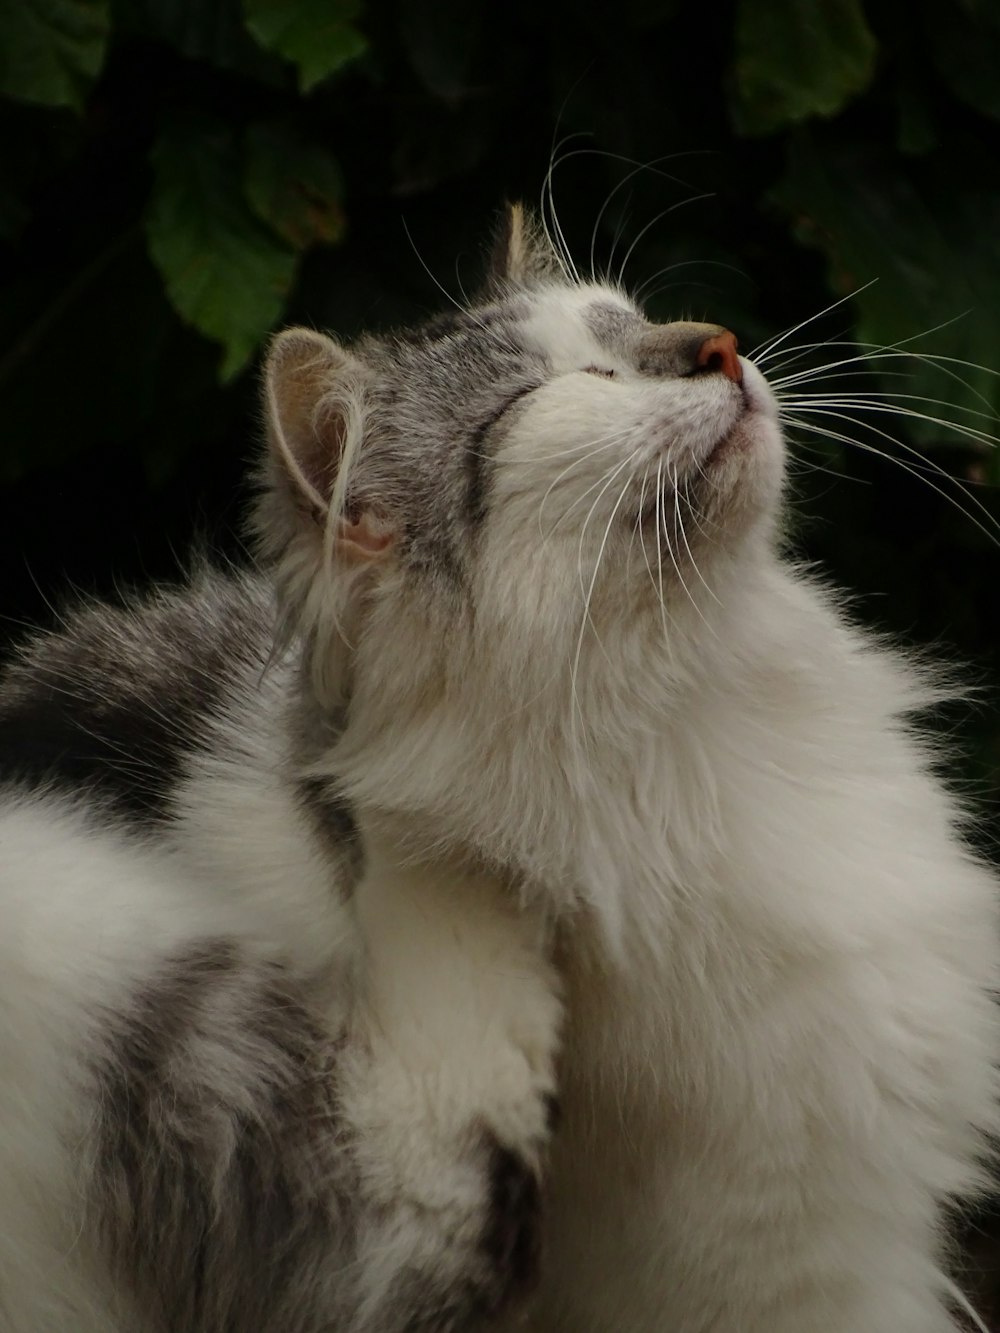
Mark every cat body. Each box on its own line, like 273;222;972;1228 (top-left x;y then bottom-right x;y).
0;205;996;1331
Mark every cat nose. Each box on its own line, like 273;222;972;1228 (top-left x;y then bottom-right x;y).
636;321;743;382
695;330;742;384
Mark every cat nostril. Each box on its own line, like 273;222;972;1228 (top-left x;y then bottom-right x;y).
695;331;742;385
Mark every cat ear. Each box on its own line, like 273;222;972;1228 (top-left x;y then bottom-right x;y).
262;328;391;562
487;202;561;290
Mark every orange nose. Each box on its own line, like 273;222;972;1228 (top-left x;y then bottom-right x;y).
696;330;742;384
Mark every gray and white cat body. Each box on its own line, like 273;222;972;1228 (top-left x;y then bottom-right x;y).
0;205;996;1332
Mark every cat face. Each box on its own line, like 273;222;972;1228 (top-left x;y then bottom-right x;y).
257;204;785;711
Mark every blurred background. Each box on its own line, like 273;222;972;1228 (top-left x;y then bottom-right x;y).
1;0;999;1318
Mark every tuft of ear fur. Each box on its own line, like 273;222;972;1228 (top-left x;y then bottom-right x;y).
261;328;359;521
486;202;562;290
255;328;390;563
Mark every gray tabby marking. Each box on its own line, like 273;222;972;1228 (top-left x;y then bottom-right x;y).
94;941;354;1332
0;574;269;825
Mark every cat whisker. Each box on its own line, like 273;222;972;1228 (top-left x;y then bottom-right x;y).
614;194;715;293
537;428;643;540
664;462;718;637
673;469;720;605
626;469;650;584
541;135;582;285
569;450;644;741
633;466;668;644
535;144;702;285
652;458;671;647
748;281;879;365
782;400;1000;488
587;152;693;283
747;323;857;379
634;260;747;309
784;405;1000;542
763;333;997;415
471;426;639;470
778;394;999;443
771;354;994;413
401;219;472;319
782;413;1000;547
680;471;717;547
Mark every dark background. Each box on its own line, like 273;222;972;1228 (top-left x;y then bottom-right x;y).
2;0;1000;1318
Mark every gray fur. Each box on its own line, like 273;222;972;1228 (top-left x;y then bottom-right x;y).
93;941;354;1333
361;309;546;578
0;572;271;825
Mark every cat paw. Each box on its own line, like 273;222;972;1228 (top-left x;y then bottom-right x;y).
340;1011;561;1330
348;1130;548;1332
340;854;563;1329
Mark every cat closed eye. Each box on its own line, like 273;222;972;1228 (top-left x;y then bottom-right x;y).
584;366;615;378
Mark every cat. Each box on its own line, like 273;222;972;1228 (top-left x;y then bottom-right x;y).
0;202;997;1333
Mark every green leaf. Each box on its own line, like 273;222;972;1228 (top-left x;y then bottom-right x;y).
241;0;366;92
771;134;1000;449
731;0;877;136
145;121;296;380
243;122;345;250
113;0;283;83
399;0;483;100
922;0;1000;122
0;0;109;109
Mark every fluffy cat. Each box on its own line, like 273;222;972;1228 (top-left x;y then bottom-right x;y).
0;204;996;1333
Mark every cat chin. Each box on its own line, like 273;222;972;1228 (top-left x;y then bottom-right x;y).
705;401;780;469
680;405;785;539
703;362;779;462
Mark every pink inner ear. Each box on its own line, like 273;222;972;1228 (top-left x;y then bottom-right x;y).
336;512;393;561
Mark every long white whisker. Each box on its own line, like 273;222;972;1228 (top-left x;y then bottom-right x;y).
653;459;670;645
680;469;718;547
578;148;710;282
772;317;974;355
779;396;999;446
664;462;717;636
626;468;650;583
757;317;982;374
674;471;719;603
748;281;879;364
569;451;642;738
472;424;639;471
401;218;472;319
542;136;582;285
782;404;1000;537
783;404;999;484
635;483;665;637
538;429;641;538
634;259;748;308
782;415;1000;546
614;195;714;291
764;333;997;415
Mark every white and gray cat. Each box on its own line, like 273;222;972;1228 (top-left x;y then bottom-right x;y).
0;204;997;1332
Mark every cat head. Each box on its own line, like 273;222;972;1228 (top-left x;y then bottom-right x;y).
256;204;784;708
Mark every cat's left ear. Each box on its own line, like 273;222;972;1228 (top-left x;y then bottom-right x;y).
261;328;391;563
486;202;561;292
